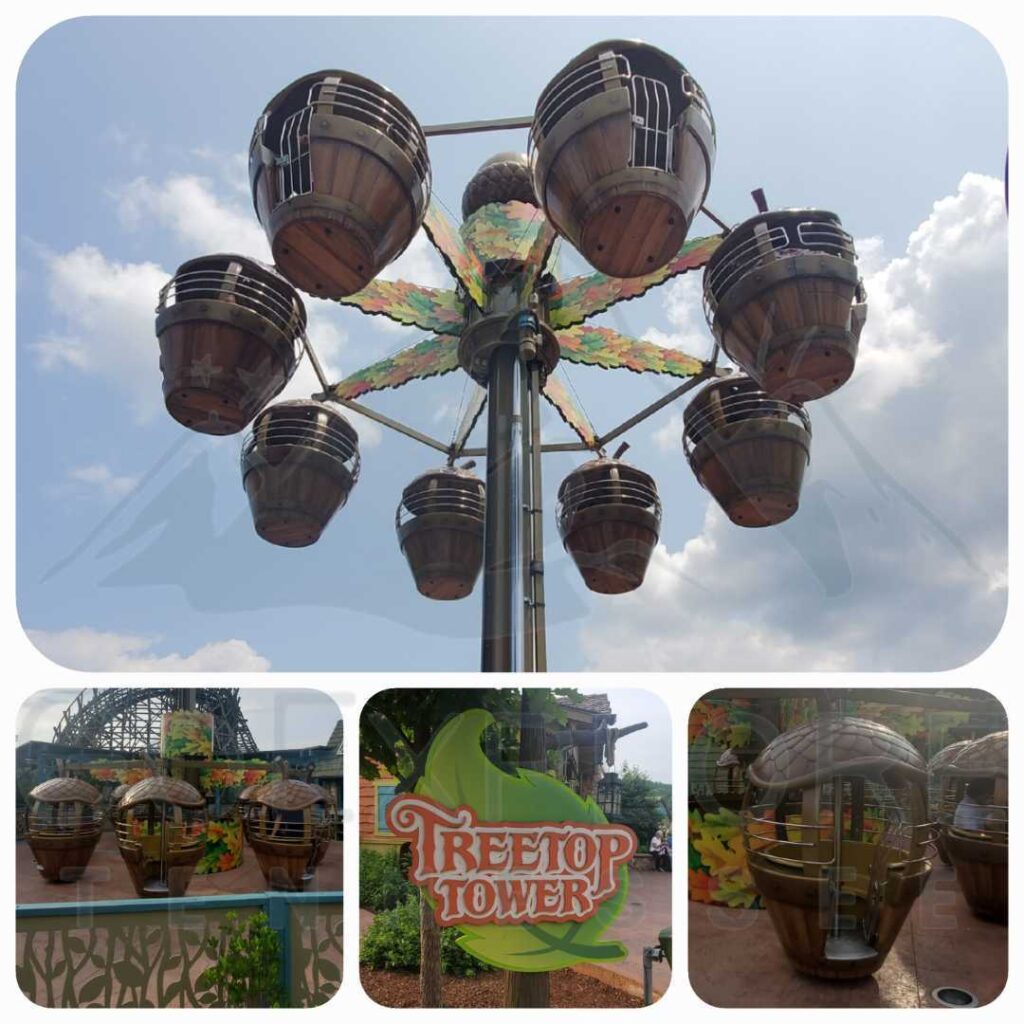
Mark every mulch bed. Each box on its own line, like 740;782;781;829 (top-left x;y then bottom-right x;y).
360;967;642;1008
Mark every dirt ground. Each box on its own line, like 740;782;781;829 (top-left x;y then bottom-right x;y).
360;966;643;1008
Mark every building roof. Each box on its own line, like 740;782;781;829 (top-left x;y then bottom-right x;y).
325;719;344;753
557;693;612;716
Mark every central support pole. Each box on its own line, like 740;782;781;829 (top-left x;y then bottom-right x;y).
481;342;519;672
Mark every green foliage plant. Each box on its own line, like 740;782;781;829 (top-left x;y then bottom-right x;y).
198;911;285;1008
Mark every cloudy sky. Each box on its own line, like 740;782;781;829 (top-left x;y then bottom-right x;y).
16;687;344;750
17;686;666;781
16;17;1006;672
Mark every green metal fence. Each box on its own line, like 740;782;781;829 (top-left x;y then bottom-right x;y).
15;891;343;1008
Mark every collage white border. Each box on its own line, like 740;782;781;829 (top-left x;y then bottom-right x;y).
2;1;1018;1020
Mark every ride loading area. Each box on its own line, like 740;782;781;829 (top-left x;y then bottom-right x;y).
15;691;344;1008
687;689;1007;1008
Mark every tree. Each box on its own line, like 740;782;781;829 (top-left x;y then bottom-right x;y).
619;763;670;847
359;687;578;1008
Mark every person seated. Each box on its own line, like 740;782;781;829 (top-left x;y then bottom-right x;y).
650;829;671;871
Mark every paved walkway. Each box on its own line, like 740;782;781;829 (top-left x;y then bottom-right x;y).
17;833;343;902
688;863;1006;1008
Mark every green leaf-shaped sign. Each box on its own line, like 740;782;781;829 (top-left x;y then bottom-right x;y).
390;708;636;973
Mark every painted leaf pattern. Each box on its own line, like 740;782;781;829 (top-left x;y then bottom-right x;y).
415;709;630;973
329;336;460;400
548;233;724;328
461;201;555;266
557;325;704;377
337;279;463;336
422;197;486;310
542;374;598;448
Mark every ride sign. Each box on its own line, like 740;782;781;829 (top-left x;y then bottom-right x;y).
386;708;640;971
386;795;637;926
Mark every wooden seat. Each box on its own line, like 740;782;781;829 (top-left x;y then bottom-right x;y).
241;400;360;547
396;465;485;600
703;210;866;402
530;40;715;278
156;254;305;434
250;70;431;298
557;456;661;594
684;376;811;527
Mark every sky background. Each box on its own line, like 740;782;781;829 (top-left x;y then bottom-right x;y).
16;686;670;781
16;16;1007;673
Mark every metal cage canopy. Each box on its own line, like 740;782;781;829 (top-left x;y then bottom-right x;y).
151;38;868;672
52;689;259;757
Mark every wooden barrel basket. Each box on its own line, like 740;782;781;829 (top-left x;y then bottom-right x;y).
936;731;1008;922
25;778;104;883
742;717;933;980
156;253;305;435
927;740;973;867
113;777;207;898
241;400;360;547
396;464;485;600
683;376;811;528
249;70;431;298
703;209;867;402
243;779;333;891
530;40;715;278
557;456;661;594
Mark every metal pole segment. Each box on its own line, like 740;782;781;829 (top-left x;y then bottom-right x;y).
520;359;535;673
481;344;519;672
300;335;331;393
322;395;451;455
528;364;548;672
699;203;731;233
450;385;488;459
594;369;716;449
422;116;534;137
460;440;592;456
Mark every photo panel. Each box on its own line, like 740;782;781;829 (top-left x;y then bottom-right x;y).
687;688;1007;1008
15;687;344;1008
358;686;672;1008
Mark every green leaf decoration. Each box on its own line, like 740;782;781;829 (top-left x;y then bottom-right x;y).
542;374;598;448
461;201;556;285
556;325;704;378
337;279;464;336
413;709;631;973
548;233;724;328
422;197;486;310
329;335;461;400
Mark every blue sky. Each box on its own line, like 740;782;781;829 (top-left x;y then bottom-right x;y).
16;17;1007;672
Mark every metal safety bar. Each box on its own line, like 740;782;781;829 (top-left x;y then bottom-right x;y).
241;419;361;475
396;484;486;527
158;269;307;344
275;77;430;206
683;391;811;453
703;216;857;323
531;53;632;143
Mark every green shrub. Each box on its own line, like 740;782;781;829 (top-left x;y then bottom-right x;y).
359;893;491;978
360;849;417;912
198;911;285;1008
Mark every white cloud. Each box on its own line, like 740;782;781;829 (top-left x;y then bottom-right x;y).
67;464;138;498
26;627;271;672
640;271;715;361
583;172;1007;672
113;174;270;258
376;228;450;290
32;244;169;420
